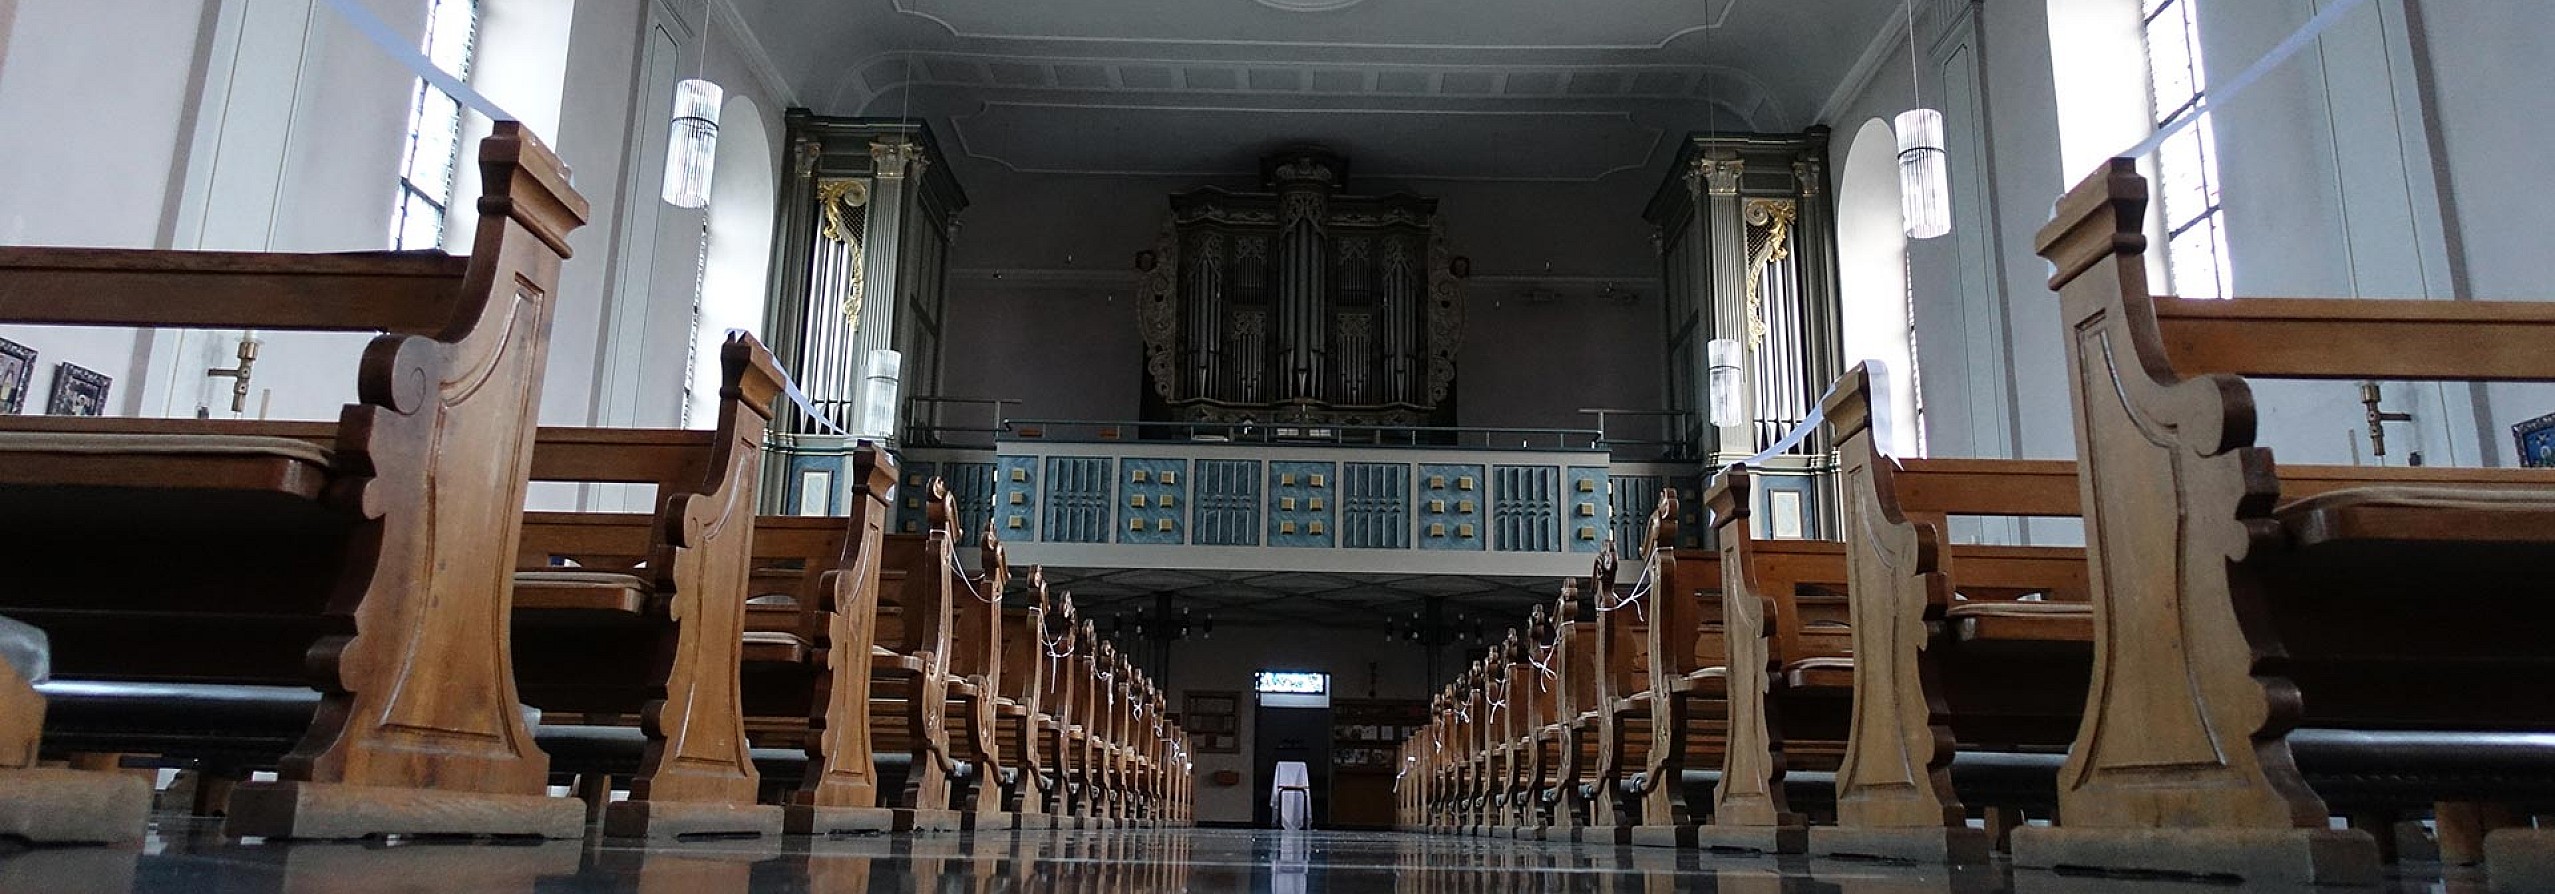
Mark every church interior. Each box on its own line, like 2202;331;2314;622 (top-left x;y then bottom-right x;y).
2;0;2553;890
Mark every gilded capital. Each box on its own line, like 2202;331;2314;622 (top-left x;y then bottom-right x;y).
1701;153;1743;197
869;138;929;179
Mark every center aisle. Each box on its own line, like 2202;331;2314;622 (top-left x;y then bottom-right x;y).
0;822;2476;892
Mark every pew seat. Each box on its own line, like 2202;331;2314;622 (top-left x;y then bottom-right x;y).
1943;600;2090;643
513;571;653;615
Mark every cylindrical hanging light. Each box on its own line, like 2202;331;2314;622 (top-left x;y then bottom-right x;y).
661;78;723;208
854;349;902;441
1707;337;1750;427
1895;108;1951;239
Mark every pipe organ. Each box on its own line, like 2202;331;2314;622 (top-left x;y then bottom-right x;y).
1647;130;1842;536
1138;147;1463;428
764;113;968;513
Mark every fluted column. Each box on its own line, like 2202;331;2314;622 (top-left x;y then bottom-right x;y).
1702;152;1754;466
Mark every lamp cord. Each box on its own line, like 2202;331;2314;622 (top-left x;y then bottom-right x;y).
1905;0;1923;108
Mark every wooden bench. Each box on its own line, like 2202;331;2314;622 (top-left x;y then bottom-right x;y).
992;567;1056;828
940;535;1010;829
1813;362;2090;863
1523;583;1592;839
507;332;787;839
0;121;588;841
1627;493;1733;849
863;495;966;831
734;443;907;836
1694;467;1854;855
1585;548;1658;842
2006;159;2555;887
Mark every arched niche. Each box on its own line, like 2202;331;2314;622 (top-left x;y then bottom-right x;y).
687;95;778;428
1836;117;1921;457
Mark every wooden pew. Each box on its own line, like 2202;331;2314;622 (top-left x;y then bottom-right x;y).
1587;548;1658;842
1812;362;2090;863
1695;467;1853;855
1030;603;1083;826
1627;493;1733;849
1489;624;1537;836
0;121;588;840
744;444;906;836
506;332;787;839
2015;158;2555;886
1522;591;1593;840
869;494;966;831
993;568;1056;829
942;534;1010;829
1061;617;1103;825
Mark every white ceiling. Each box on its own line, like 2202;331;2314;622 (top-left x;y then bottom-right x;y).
732;0;1903;183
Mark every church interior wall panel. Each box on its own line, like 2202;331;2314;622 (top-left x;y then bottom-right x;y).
1414;463;1485;551
1265;461;1338;549
1339;462;1412;550
2420;4;2555;459
1490;465;1561;553
1192;458;1265;547
943;460;998;546
1117;457;1190;546
1566;466;1610;553
894;462;939;534
1041;455;1114;544
994;455;1040;539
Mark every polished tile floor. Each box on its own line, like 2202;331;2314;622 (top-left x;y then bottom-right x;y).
0;821;2493;893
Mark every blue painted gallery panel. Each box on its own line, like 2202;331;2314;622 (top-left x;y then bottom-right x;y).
1192;459;1262;546
1567;466;1611;553
1491;465;1560;553
1340;462;1411;550
892;460;935;534
1266;461;1338;548
1043;456;1115;544
994;456;1040;541
1415;463;1485;551
1117;458;1189;545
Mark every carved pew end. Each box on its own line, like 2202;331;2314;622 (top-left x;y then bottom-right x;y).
226;779;584;840
2009;826;2381;886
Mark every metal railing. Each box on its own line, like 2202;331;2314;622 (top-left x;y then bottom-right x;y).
901;396;1021;449
998;418;1605;452
1577;407;1703;461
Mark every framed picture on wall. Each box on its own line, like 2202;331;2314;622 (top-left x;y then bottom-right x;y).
46;362;109;417
0;337;33;414
2517;412;2555;469
1185;689;1240;754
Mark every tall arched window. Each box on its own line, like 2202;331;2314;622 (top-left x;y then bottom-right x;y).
2139;0;2230;299
2047;0;2230;298
1837;118;1924;457
390;0;481;250
685;97;777;428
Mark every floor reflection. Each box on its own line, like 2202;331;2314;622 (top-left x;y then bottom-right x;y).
0;821;2485;893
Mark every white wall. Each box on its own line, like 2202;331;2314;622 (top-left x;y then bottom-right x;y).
0;0;211;416
1807;0;2547;502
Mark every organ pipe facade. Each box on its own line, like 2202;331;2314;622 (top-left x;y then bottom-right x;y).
1139;147;1462;428
763;113;968;513
1646;129;1843;537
